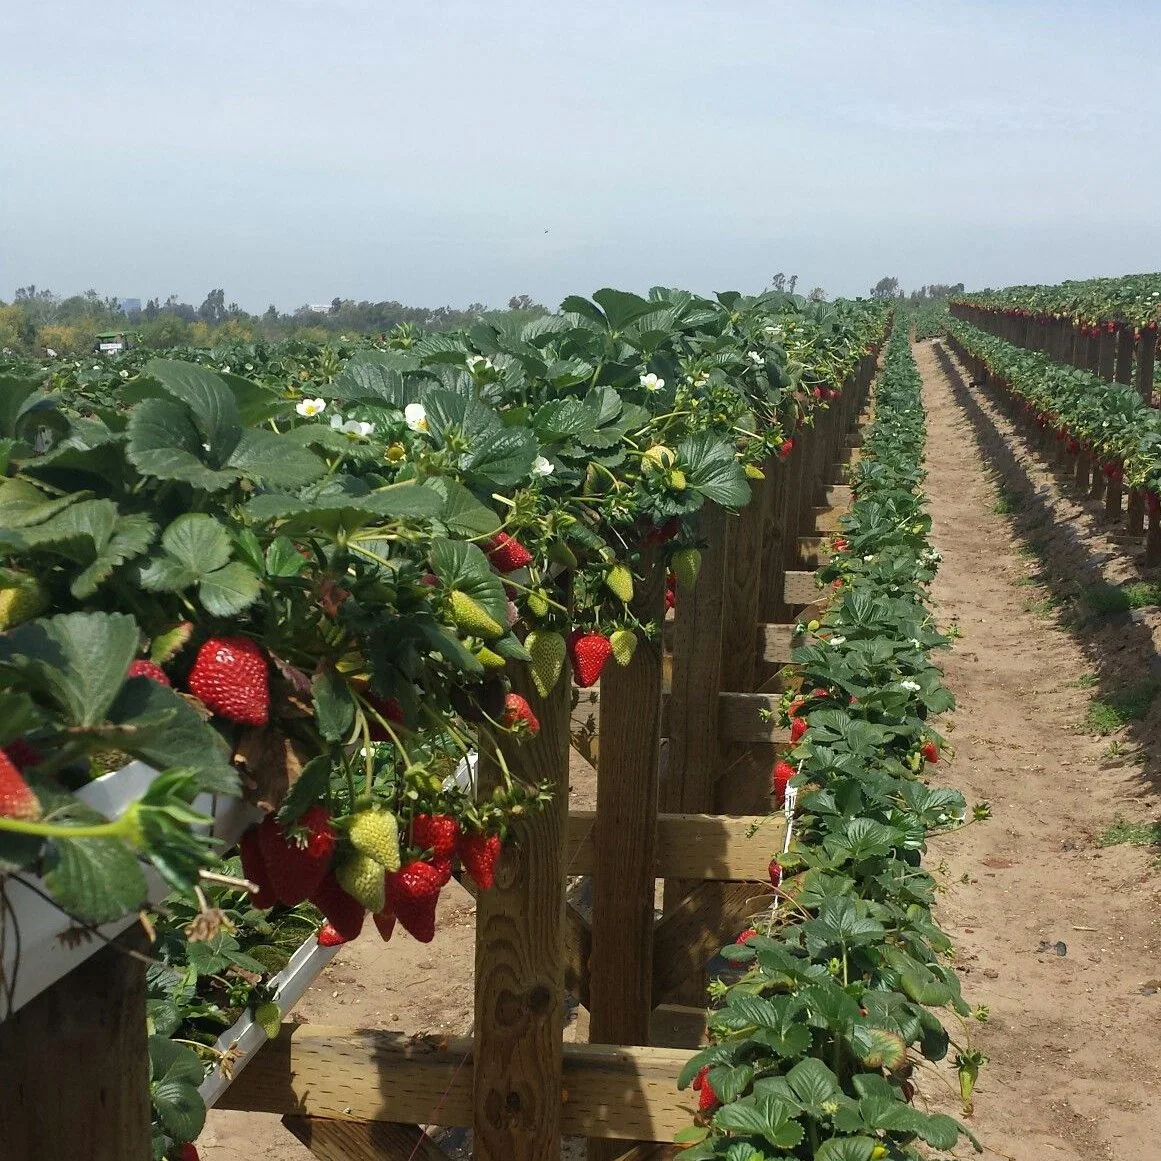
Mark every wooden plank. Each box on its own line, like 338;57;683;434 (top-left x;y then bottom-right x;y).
473;661;572;1161
719;472;771;693
824;483;852;507
220;1027;694;1142
0;929;151;1161
783;570;819;607
651;883;774;1006
1137;330;1157;402
564;811;785;880
283;1117;448;1161
797;535;831;567
811;506;847;533
566;689;785;745
759;622;813;664
648;1004;708;1049
589;555;666;1045
1115;326;1136;385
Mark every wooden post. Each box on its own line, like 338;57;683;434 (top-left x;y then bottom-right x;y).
1148;507;1161;568
1106;466;1123;519
473;661;571;1161
1098;327;1117;380
1137;329;1157;402
1127;490;1146;536
1115;326;1136;386
660;504;729;1004
0;929;152;1160
1076;447;1091;491
588;549;666;1060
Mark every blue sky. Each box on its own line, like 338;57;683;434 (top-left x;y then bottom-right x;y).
3;0;1157;311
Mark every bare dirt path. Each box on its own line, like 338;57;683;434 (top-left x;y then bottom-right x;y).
914;339;1161;1160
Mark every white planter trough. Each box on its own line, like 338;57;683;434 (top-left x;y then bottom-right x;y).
0;760;258;1021
198;932;339;1108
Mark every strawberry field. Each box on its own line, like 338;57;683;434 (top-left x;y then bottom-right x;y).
7;274;1161;1161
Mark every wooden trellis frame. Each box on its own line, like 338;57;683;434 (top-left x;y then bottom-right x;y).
213;350;879;1161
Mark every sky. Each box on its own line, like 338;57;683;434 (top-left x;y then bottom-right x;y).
3;0;1159;312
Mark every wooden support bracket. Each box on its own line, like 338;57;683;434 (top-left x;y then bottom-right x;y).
219;1027;695;1143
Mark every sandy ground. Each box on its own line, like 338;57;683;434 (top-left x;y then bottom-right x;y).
204;339;1161;1159
914;339;1161;1159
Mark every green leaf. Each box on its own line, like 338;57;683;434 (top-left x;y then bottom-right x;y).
713;1095;804;1149
591;288;658;331
424;477;502;537
429;538;508;629
678;432;750;510
159;514;231;574
321;351;413;404
276;755;332;825
149;1035;207;1142
814;1137;877;1161
312;666;355;742
226;427;326;488
126;398;240;491
44;829;149;923
0;611;137;726
197;561;262;617
142;359;242;463
785;1057;842;1110
265;535;309;577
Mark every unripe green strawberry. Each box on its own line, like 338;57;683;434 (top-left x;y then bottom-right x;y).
643;444;675;470
348;808;401;871
526;630;566;697
671;547;702;590
449;590;504;639
668;468;687;491
0;578;48;631
604;564;634;604
336;851;387;913
254;1002;282;1039
475;646;507;669
744;463;765;480
527;588;550;618
609;628;638;666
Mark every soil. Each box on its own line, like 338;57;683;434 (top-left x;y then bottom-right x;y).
203;339;1161;1160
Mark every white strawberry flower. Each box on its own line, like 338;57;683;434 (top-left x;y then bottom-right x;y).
45;348;57;357
898;679;921;692
829;635;847;646
747;350;764;365
640;372;665;391
531;455;554;476
404;403;429;432
296;397;327;418
468;354;496;373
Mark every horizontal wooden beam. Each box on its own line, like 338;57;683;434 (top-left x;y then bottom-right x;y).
564;812;785;880
282;1117;447;1161
824;484;853;507
648;1005;708;1050
572;690;789;745
218;1026;693;1142
759;623;815;664
782;570;819;607
811;506;847;533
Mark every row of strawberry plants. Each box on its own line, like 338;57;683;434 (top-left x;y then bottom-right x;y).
0;291;887;1155
947;319;1161;501
676;322;986;1161
953;272;1161;333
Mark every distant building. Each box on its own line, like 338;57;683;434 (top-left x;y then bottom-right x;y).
307;303;333;314
119;298;141;314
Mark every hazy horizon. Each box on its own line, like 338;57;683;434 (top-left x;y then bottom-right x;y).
5;0;1159;313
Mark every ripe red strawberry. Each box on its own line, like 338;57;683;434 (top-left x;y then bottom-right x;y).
239;825;276;909
831;536;849;552
691;1065;719;1113
367;694;406;741
786;695;806;718
127;659;171;687
644;517;679;546
485;532;533;573
501;692;540;736
430;854;453;886
179;1145;201;1161
0;749;40;821
778;438;794;459
387;859;443;943
735;927;758;944
317;922;347;947
258;805;336;905
570;632;612;688
665;572;676;610
411;813;461;859
772;760;795;806
921;740;940;764
3;739;40;770
372;902;397;941
310;872;366;942
461;831;502;891
187;636;269;726
769;857;783;888
789;717;807;744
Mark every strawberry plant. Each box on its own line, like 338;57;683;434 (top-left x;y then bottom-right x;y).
676;323;984;1159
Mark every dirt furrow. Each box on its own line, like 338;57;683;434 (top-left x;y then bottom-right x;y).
914;340;1161;1160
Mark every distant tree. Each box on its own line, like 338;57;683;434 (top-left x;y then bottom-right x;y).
871;276;901;299
197;289;226;324
808;286;827;302
787;275;799;296
143;298;160;321
507;294;542;311
770;273;786;293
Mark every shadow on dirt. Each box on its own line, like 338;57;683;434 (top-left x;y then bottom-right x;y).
931;338;1161;802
